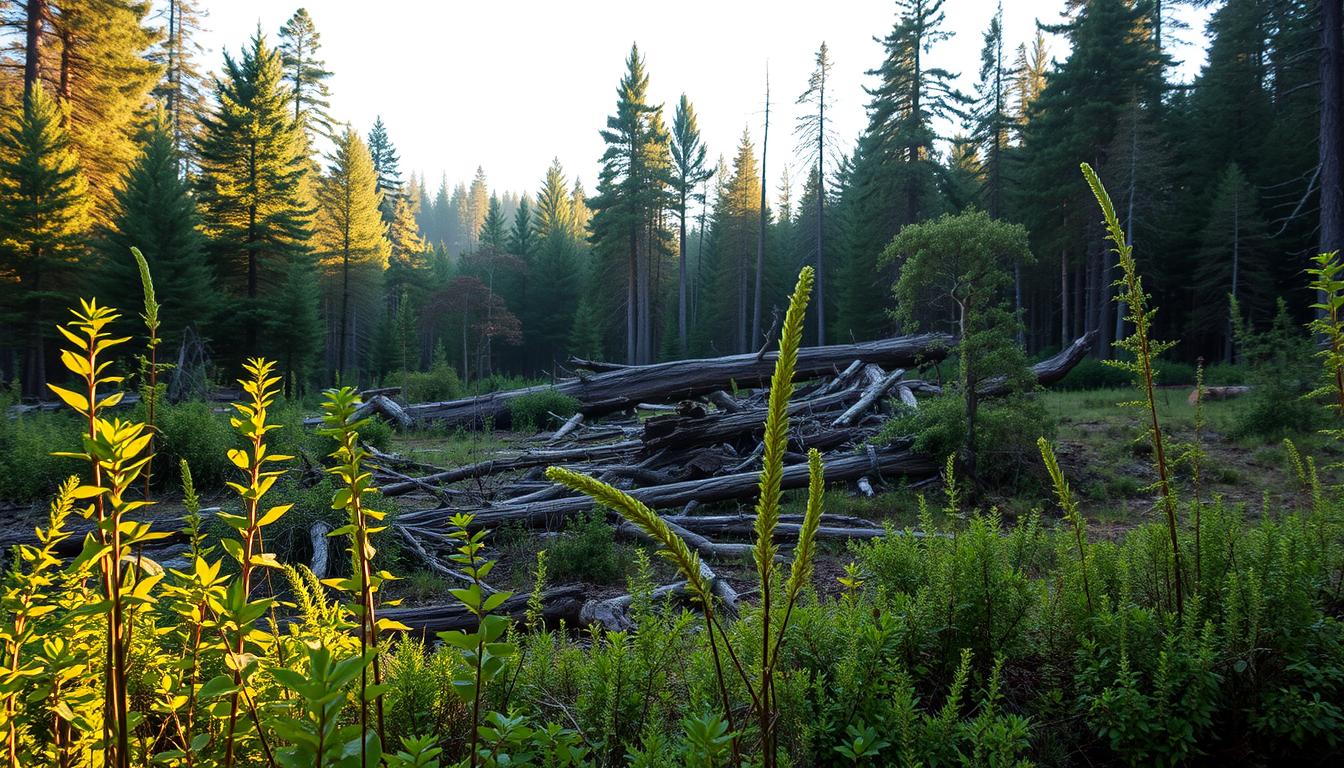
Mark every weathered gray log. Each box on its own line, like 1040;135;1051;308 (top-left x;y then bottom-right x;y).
397;448;937;530
549;412;584;442
379;440;642;497
832;368;906;427
370;585;588;637
407;333;952;428
640;389;863;453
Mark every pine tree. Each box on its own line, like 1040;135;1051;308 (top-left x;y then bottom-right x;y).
509;196;536;259
466;166;490;249
367;115;402;219
1192;164;1271;361
1012;31;1048;138
971;3;1010;218
46;0;161;220
796;41;834;344
479;195;507;252
590;43;672;364
670;94;711;354
196;30;313;360
151;0;208;166
99;107;213;347
316;126;390;380
534;157;575;240
278;8;333;142
0;84;92;396
708;128;761;353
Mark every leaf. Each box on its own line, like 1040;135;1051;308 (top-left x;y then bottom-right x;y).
46;385;89;414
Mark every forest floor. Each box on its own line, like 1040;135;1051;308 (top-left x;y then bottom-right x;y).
381;386;1344;605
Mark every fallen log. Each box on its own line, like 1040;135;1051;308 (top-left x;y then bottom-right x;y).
406;333;952;428
1191;385;1249;405
833;368;906;427
379;440;642;497
396;447;938;530
345;585;589;637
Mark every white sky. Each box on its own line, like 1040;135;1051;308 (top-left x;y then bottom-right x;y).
194;0;1214;199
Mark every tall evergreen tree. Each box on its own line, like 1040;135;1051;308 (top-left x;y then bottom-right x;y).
466;166;490;249
509;196;536;259
367;115;401;218
0;84;91;396
708;128;761;353
151;0;208;166
316;126;390;380
971;3;1010;219
99;107;213;347
1191;164;1271;361
669;93;711;354
534;157;575;240
278;8;333;142
196;30;312;361
590;43;671;364
796;41;834;344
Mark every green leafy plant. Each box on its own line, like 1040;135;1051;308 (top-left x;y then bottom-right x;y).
548;267;826;767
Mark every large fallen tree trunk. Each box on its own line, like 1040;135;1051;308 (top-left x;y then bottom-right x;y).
404;333;953;428
397;447;937;530
378;440;643;497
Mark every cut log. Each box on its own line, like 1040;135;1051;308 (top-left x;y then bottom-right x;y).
406;333;953;428
396;447;937;530
1191;385;1249;405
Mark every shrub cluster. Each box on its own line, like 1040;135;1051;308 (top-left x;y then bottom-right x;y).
507;388;580;432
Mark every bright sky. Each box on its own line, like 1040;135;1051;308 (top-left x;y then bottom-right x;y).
195;0;1214;199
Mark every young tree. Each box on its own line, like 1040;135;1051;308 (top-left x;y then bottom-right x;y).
0;85;91;396
669;94;711;354
278;7;333;142
196;30;313;360
883;210;1033;483
509;196;536;259
316;127;390;380
466;166;490;249
99;108;214;347
796;42;834;344
534;157;576;240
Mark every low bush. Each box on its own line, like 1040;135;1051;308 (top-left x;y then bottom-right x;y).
1229;299;1319;438
0;410;84;502
1055;356;1197;390
546;510;624;584
400;360;462;403
154;399;236;491
508;388;580;432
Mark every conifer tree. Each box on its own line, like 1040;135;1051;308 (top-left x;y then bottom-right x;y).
1012;31;1048;137
99;108;213;347
590;43;671;364
0;85;91;396
367;115;401;218
466;166;490;249
46;0;160;219
670;94;711;354
278;7;333;142
1192;164;1271;361
316;126;390;380
509;196;536;259
196;30;313;360
151;0;209;165
709;128;762;353
971;4;1010;219
534;157;575;240
796;42;834;344
479;195;507;252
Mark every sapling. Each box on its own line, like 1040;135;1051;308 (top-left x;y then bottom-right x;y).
1082;162;1185;617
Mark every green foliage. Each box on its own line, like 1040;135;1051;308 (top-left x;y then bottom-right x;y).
0;411;84;502
879;393;1053;490
1230;298;1317;437
155;400;236;492
547;511;623;585
1055;356;1196;391
507;389;579;433
400;361;462;403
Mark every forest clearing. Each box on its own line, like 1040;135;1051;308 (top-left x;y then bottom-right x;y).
2;0;1344;765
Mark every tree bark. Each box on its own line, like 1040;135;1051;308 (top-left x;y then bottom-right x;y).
1321;0;1344;268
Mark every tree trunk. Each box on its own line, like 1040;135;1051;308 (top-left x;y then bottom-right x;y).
816;80;827;346
626;227;637;364
753;72;769;347
679;191;688;354
1060;249;1069;350
1321;0;1344;270
24;0;46;95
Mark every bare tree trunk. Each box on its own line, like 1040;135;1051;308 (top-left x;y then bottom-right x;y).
1227;188;1240;363
1060;249;1069;350
627;228;637;364
1321;0;1344;273
752;70;769;347
679;189;688;355
24;0;46;95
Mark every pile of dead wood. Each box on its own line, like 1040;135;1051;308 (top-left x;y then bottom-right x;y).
367;333;1095;605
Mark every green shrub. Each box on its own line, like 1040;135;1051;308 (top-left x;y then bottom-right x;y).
878;392;1054;490
1231;299;1317;438
400;361;461;403
1204;361;1248;386
1055;356;1196;390
0;411;84;502
547;510;623;584
154;400;236;492
508;388;579;432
